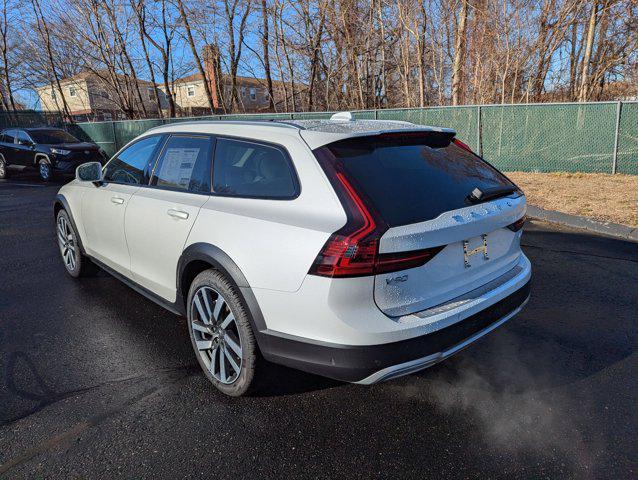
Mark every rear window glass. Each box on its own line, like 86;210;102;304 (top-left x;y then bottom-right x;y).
213;138;298;199
316;137;515;227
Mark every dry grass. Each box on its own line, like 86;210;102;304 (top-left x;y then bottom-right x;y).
506;172;638;228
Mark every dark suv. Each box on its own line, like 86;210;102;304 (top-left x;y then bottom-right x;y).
0;127;105;181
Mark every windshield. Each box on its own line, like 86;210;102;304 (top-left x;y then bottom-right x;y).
29;130;80;145
315;136;516;227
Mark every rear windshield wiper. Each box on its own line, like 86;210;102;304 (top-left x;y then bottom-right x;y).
467;185;519;204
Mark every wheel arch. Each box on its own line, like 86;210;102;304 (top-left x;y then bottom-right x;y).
177;243;268;342
54;194;86;255
35;152;50;166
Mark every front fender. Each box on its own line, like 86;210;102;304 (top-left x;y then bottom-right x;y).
54;193;87;255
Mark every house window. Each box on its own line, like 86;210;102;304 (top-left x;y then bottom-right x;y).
249;87;256;101
51;89;56;99
147;87;154;101
103;112;112;121
187;85;195;97
69;86;76;97
241;86;246;97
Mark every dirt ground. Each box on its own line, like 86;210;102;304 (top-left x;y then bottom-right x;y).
506;172;638;228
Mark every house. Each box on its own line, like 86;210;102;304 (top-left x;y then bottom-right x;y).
36;71;166;121
162;44;300;115
161;72;273;115
35;45;300;120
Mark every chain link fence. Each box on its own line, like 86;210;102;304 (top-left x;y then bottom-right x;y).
2;101;636;174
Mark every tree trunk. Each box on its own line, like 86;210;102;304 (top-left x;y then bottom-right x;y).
579;0;599;102
260;0;274;111
176;0;215;113
31;0;72;121
451;0;469;105
131;0;163;117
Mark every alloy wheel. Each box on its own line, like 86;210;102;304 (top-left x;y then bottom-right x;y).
57;215;76;271
40;161;50;180
0;159;5;177
190;286;243;385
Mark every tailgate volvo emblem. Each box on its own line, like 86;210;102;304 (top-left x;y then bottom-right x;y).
463;234;489;268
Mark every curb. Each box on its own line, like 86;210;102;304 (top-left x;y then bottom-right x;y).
526;205;638;242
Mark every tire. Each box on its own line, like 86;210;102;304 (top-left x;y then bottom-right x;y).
187;269;259;396
0;155;8;179
38;158;52;182
56;209;97;278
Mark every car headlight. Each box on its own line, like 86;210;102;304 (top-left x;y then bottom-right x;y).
51;148;71;155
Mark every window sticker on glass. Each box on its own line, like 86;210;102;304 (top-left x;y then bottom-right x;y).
157;147;200;189
152;136;213;193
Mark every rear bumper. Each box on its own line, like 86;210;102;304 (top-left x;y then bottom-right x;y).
259;278;531;383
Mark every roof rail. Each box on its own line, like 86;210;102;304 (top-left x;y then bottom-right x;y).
145;119;302;133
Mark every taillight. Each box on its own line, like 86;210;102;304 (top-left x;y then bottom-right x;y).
507;216;526;232
375;246;445;274
453;138;474;153
309;148;443;278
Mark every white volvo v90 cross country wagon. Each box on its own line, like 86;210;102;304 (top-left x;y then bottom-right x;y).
54;113;531;396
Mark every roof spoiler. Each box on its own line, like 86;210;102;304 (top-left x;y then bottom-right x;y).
366;129;456;148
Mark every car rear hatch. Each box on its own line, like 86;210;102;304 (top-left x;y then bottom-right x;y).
309;130;526;317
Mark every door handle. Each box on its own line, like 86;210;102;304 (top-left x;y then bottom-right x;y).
167;209;189;220
110;196;125;205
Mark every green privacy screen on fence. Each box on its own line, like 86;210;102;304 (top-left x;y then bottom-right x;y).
618;102;638;175
2;101;636;173
481;102;620;173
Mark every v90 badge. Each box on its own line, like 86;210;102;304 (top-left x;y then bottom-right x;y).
386;274;408;285
463;234;489;268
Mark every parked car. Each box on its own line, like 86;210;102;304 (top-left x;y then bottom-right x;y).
53;114;531;396
0;127;105;181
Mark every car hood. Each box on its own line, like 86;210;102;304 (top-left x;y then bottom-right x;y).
47;142;99;151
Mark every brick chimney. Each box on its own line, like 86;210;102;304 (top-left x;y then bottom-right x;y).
202;45;221;111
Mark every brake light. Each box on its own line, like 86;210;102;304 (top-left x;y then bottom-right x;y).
507;216;526;232
453;138;473;153
309;148;444;278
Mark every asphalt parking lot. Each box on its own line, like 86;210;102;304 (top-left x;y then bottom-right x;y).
1;171;636;479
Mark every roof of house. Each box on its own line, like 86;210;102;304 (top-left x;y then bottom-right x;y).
37;70;156;90
169;72;287;88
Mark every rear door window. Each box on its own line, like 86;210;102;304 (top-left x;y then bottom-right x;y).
212;138;298;199
316;136;515;227
150;135;214;193
2;130;16;143
16;131;31;145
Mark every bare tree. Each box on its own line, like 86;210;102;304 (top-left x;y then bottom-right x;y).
260;0;275;110
222;0;252;111
175;0;215;113
132;0;176;117
451;0;469;105
30;0;73;120
0;0;17;112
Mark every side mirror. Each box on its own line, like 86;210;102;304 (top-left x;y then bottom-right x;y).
19;139;33;147
76;162;103;184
